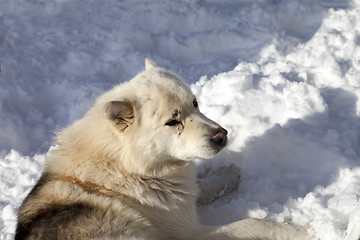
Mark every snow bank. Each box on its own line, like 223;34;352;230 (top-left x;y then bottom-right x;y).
0;151;45;238
1;0;360;240
196;4;360;240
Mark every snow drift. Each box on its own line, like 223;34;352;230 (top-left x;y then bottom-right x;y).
1;0;360;239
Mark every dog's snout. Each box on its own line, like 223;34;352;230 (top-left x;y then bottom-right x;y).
210;127;228;147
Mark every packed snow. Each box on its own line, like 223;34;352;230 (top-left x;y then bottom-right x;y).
1;0;360;239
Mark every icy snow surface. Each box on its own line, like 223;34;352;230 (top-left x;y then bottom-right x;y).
1;0;360;239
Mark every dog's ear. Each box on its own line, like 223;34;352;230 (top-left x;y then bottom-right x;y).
145;58;157;70
104;101;134;131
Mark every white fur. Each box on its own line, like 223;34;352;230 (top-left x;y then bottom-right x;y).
43;59;312;239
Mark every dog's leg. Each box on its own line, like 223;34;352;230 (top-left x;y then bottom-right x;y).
202;218;313;240
197;164;240;204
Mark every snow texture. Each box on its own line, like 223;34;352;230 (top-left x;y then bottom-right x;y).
1;0;360;239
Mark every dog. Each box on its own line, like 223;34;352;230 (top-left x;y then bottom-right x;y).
15;59;311;239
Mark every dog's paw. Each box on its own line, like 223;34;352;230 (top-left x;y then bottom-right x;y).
208;164;241;193
197;163;240;205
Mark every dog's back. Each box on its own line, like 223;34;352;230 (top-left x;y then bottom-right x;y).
15;172;162;240
15;173;96;239
15;173;109;240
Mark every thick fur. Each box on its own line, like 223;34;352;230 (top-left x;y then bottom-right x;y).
16;59;311;240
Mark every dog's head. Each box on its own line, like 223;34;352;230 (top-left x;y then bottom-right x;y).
102;59;227;165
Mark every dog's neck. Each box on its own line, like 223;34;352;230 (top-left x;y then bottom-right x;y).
51;162;199;210
48;140;199;209
52;173;118;197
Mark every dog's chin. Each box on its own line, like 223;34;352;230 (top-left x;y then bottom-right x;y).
195;146;225;160
170;140;227;161
173;150;220;162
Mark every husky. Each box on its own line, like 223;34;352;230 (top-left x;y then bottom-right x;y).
15;59;311;240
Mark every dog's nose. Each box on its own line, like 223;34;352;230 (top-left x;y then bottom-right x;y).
210;127;228;147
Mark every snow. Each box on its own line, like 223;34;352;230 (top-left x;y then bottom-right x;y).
1;0;360;239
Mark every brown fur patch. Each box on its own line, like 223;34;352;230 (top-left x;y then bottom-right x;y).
15;202;97;240
15;173;148;239
16;173;52;224
52;174;118;197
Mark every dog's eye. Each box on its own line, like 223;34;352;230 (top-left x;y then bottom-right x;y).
165;120;181;126
193;99;198;108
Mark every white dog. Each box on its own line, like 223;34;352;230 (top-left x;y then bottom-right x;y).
15;59;311;240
